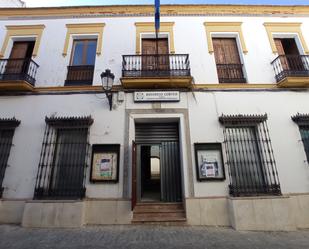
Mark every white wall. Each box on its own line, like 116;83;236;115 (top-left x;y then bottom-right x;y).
0;93;126;199
0;0;24;7
189;91;309;197
0;15;309;86
1;90;308;199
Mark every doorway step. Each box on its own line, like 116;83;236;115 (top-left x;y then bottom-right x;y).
132;202;186;225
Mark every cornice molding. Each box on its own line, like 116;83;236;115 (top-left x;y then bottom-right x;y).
1;5;309;18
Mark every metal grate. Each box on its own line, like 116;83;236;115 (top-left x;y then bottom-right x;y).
219;114;281;197
34;116;93;200
292;113;309;162
122;54;191;78
135;123;179;144
0;58;39;86
271;55;309;83
0;118;20;198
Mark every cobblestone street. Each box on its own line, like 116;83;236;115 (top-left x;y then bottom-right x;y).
0;225;308;249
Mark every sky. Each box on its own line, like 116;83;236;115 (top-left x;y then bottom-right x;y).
23;0;309;7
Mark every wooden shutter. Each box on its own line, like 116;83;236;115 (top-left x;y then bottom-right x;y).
213;38;243;83
6;42;30;75
141;39;169;72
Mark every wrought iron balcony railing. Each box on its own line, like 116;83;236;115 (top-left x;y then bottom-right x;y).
65;65;94;86
122;54;191;78
271;55;309;82
216;63;246;83
0;58;39;86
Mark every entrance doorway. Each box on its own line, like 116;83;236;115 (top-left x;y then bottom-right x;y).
140;144;161;201
132;122;182;209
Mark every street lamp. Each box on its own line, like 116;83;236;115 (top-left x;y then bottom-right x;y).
101;69;115;111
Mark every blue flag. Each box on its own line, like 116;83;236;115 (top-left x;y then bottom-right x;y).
155;0;160;32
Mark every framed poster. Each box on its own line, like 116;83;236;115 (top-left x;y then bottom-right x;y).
90;144;120;183
194;143;225;181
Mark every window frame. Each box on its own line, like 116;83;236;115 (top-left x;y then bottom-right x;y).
292;113;309;163
219;114;281;197
0;118;20;198
34;116;93;200
70;39;98;66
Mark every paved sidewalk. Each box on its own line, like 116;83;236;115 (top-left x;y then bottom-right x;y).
0;225;308;249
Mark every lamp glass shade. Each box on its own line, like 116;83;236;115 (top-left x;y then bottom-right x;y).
101;69;115;91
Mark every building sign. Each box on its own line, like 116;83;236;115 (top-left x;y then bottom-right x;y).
134;91;180;102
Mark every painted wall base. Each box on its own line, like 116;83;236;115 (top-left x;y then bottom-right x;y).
22;201;85;228
0;200;25;224
20;199;132;228
85;199;132;225
186;194;309;231
0;195;308;229
228;196;296;231
186;198;230;226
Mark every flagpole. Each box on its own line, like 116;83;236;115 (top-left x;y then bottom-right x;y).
155;0;160;71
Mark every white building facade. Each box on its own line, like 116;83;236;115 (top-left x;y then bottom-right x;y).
0;0;25;8
0;4;308;230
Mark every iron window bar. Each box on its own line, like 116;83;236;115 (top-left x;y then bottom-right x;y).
64;65;95;86
219;114;281;197
122;54;191;78
216;63;247;83
0;58;39;86
292;113;309;163
34;116;93;200
0;117;20;198
271;55;309;83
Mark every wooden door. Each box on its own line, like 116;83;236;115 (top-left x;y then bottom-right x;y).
141;38;169;73
131;140;137;210
5;42;29;75
213;38;244;82
5;41;35;77
275;38;304;72
274;39;289;71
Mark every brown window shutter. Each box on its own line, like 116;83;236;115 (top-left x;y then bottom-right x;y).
213;38;245;83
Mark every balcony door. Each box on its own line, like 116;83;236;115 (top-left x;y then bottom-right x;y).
65;39;97;85
274;38;304;72
141;38;169;76
5;41;34;76
213;38;245;83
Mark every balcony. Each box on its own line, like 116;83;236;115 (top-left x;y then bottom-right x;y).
121;54;192;89
65;65;94;86
216;64;246;83
0;58;38;91
271;55;309;87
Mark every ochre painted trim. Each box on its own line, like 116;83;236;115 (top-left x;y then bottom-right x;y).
62;23;105;57
121;76;192;88
1;5;309;17
193;83;277;89
0;80;34;91
135;22;175;54
204;22;248;54
0;25;45;58
264;22;309;54
277;76;309;88
35;85;102;92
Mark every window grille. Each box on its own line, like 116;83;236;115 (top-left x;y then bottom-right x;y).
0;118;20;198
292;113;309;163
34;116;93;200
219;114;281;197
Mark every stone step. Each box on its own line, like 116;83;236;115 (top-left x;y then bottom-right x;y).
132;216;187;224
134;204;184;213
133;211;186;219
132;202;186;225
